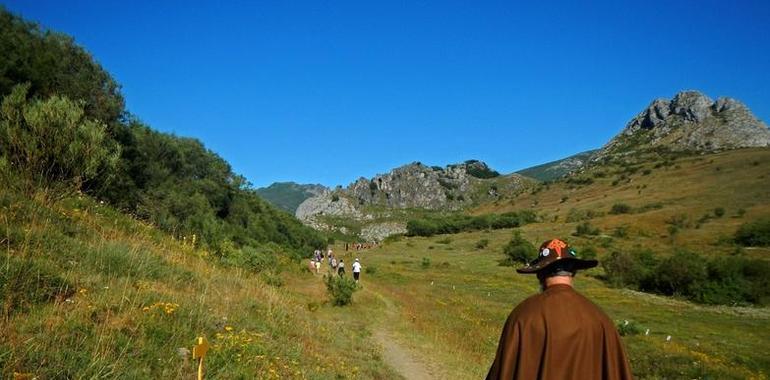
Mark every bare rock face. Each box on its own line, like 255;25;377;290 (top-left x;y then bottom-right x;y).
295;190;365;230
597;90;770;160
348;160;502;210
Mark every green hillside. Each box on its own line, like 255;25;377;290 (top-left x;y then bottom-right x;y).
255;182;326;214
516;149;598;181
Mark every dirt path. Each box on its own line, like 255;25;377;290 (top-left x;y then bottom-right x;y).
366;286;445;380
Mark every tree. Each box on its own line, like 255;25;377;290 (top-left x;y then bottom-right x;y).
0;83;119;200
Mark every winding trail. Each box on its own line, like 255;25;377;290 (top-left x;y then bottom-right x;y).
365;286;445;380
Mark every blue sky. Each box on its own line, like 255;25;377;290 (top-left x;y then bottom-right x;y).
4;0;770;187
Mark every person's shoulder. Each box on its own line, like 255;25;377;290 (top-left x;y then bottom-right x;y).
507;292;547;322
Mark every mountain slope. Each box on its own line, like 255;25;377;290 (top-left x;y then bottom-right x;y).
516;149;599;181
255;182;327;213
594;91;770;163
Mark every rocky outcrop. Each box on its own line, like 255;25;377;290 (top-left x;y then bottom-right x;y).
295;190;367;230
348;160;502;210
596;91;770;160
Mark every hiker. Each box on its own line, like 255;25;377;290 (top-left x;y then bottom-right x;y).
331;256;337;272
352;258;362;283
314;259;321;274
337;259;345;276
308;259;316;273
486;238;633;380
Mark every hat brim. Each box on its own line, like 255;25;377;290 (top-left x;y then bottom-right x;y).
516;257;598;274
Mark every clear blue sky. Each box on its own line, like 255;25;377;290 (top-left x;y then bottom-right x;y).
4;0;770;188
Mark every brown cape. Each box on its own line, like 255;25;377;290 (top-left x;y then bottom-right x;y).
487;284;633;380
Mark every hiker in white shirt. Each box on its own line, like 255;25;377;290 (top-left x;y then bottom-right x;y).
352;258;362;282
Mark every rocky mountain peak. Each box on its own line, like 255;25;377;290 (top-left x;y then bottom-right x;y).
598;90;770;160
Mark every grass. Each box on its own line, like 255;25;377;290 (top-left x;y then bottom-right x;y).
0;188;396;379
3;147;769;378
353;229;770;379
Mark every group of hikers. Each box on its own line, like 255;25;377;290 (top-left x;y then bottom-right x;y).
308;248;363;282
344;241;378;251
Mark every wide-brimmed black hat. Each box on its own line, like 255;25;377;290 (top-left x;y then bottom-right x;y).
516;239;598;274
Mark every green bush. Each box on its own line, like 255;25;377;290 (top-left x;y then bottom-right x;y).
602;249;658;289
609;203;632;215
405;210;536;237
734;217;770;246
616;320;646;336
475;239;489;249
0;84;120;200
573;221;600;236
603;248;770;306
502;231;535;265
714;207;725;218
324;275;358;306
578;246;597;260
421;257;431;268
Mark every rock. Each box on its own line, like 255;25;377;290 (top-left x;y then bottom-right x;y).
595;90;770;161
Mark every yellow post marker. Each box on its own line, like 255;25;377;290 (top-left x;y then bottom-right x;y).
192;336;210;380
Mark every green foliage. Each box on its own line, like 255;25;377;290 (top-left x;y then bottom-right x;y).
603;248;770;306
609;203;632;215
324;275;358;306
0;9;124;125
365;265;377;275
734;217;770;246
221;243;280;274
573;221;600;236
475;239;489;249
713;207;725;218
464;160;500;178
421;257;431;268
501;231;535;265
616;320;645;336
0;84;120;199
577;246;597;260
405;210;536;237
566;208;603;222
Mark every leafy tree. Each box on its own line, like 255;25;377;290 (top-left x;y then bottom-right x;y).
0;84;119;200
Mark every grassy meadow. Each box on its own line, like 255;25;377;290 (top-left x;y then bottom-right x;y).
2;148;769;379
0;188;396;379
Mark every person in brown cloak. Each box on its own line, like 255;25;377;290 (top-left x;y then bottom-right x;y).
486;238;633;380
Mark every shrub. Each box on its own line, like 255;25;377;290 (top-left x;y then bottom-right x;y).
574;222;600;236
324;275;358;306
502;231;535;265
602;249;658;289
475;239;489;249
609;203;632;215
616;320;645;336
612;226;628;238
0;84;120;200
714;207;725;218
261;271;284;287
653;250;707;296
734;217;770;246
421;257;431;268
578;246;598;260
331;194;339;202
